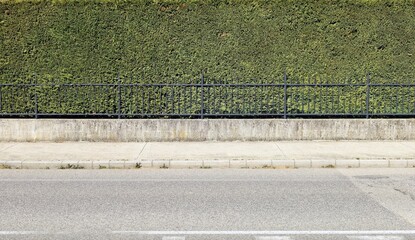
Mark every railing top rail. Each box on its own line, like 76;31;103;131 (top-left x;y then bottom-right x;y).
1;83;415;87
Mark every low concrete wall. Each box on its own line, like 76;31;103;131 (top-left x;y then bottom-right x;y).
1;119;415;142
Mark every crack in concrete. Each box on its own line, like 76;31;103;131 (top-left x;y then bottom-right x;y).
393;187;415;201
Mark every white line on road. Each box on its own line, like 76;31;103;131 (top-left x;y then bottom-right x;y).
255;236;292;240
1;230;415;236
162;237;186;240
0;179;343;182
0;231;49;235
112;230;415;235
347;236;405;240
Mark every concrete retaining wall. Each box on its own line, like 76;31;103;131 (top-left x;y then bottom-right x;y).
1;119;415;142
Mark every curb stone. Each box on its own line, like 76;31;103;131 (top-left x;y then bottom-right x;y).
1;159;415;169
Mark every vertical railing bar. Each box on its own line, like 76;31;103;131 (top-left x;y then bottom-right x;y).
245;86;249;114
117;73;121;119
313;75;316;114
302;76;306;114
239;86;242;115
34;85;38;119
130;79;134;115
283;70;287;119
234;84;238;115
201;71;204;119
259;84;263;115
331;77;335;114
395;86;399;114
322;77;326;114
206;82;210;116
241;86;245;115
267;83;271;114
159;85;162;116
231;81;234;116
80;82;84;116
178;83;181;115
148;83;152;116
34;74;38;119
227;80;231;116
366;73;370;118
318;78;324;114
184;84;188;115
141;84;145;115
217;80;221;115
326;80;330;113
64;83;68;116
0;84;2;112
91;84;95;115
277;83;281;114
189;84;193;115
246;82;252;113
11;84;14;114
164;84;169;117
58;79;63;113
307;77;310;114
338;85;341;114
356;83;362;115
211;81;215;115
188;84;192;116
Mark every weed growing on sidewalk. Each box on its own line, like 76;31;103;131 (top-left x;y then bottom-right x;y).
0;164;12;169
135;163;142;169
160;163;169;169
59;164;84;169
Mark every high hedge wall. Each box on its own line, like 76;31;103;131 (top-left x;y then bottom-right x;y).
1;0;415;83
1;0;415;116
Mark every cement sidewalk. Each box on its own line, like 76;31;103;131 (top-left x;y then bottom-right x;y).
0;141;415;169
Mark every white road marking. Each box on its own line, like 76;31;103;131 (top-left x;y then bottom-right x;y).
255;236;291;240
347;236;405;240
1;230;414;236
112;230;415;235
0;231;49;235
0;179;337;182
162;237;186;240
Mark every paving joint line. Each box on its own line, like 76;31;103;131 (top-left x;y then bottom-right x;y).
399;142;414;151
0;142;20;153
274;142;287;159
134;142;148;161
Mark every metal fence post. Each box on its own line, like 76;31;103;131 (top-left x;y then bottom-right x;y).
366;73;370;119
201;71;204;119
34;88;38;119
283;70;287;119
117;73;121;119
0;84;2;112
34;74;38;119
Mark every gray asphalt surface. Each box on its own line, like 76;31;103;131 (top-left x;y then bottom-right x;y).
0;169;414;240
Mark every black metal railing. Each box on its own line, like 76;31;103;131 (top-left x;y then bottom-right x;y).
0;73;415;118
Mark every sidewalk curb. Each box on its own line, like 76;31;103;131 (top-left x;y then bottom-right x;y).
1;159;415;169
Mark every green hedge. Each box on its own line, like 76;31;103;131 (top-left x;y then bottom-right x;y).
1;0;415;116
2;0;415;82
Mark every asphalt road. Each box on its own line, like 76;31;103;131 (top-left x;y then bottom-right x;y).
0;169;414;240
